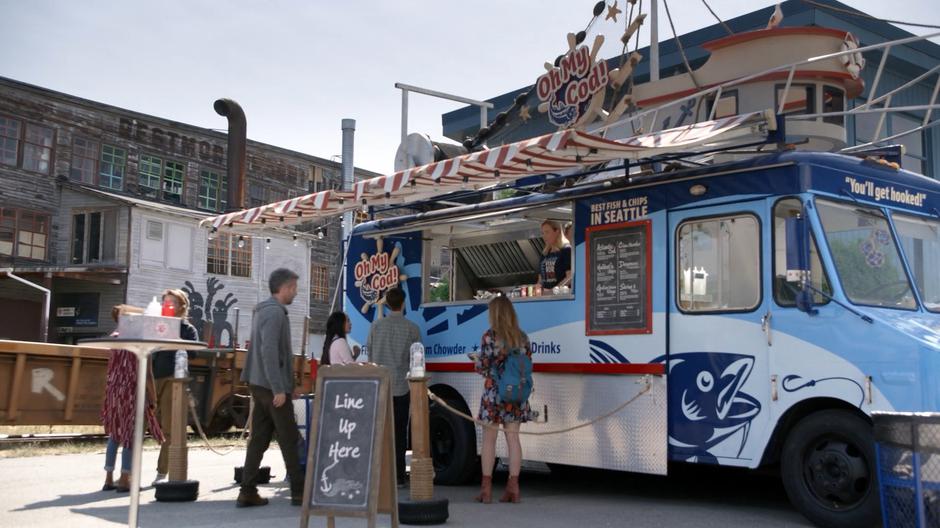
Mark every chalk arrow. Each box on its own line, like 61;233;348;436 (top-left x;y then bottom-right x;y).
31;368;65;402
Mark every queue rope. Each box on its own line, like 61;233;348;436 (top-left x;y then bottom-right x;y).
425;377;651;436
186;394;252;456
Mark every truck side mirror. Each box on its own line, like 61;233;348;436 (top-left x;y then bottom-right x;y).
785;213;815;313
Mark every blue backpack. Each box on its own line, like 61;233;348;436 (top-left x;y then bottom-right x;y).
497;345;534;405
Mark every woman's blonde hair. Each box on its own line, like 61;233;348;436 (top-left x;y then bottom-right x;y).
541;219;569;255
488;296;526;350
162;288;190;318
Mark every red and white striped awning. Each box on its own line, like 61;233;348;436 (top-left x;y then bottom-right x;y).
200;110;773;231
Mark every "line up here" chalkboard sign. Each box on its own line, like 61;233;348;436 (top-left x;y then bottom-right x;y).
312;378;378;508
300;364;399;527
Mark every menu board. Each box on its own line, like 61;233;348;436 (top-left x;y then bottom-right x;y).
586;220;651;335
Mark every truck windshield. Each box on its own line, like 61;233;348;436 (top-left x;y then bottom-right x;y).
816;198;916;310
892;212;940;312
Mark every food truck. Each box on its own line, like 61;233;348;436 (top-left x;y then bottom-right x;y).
343;139;940;528
198;14;940;526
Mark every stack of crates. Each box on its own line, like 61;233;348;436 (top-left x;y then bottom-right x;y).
873;412;940;528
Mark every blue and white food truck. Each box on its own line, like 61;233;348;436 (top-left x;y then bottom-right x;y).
344;144;940;527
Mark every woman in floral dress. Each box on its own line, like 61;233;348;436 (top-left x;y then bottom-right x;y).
100;304;164;492
473;296;533;504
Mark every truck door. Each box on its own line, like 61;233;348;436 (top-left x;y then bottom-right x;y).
667;200;772;467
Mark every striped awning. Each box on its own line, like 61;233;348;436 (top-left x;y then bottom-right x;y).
200;110;773;231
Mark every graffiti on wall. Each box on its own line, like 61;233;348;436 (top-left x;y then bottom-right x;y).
182;277;238;347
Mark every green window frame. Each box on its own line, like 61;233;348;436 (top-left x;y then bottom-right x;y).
0;116;20;167
163;161;185;203
198;170;220;211
99;145;126;190
138;154;162;192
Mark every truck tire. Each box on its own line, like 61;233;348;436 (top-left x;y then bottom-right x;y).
780;410;880;528
429;398;477;485
398;497;449;525
154;479;199;502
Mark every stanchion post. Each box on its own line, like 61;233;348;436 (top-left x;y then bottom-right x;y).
408;376;433;501
167;377;189;482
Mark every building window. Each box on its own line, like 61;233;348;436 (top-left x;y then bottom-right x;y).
207;232;251;277
70;137;99;184
854;109;926;173
99;144;126;190
775;84;815;116
0;116;21;167
676;214;760;312
705;90;738;120
22;124;54;174
0;208;49;261
139;155;186;202
248;182;265;207
71;210;118;264
139;154;163;195
198;170;228;211
163;160;185;203
822;86;845;126
311;263;329;302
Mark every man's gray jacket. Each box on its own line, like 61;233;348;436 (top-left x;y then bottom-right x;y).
241;297;294;395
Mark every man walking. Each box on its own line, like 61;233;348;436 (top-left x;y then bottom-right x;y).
236;268;304;507
366;287;420;487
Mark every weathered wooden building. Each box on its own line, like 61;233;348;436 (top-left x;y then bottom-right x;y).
0;76;378;346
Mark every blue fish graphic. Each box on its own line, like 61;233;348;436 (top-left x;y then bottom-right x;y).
666;352;761;464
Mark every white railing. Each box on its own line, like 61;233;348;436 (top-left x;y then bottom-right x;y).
600;30;940;154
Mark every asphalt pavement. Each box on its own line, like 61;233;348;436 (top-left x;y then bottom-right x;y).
0;445;814;527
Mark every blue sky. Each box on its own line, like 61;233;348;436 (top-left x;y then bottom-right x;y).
0;0;936;174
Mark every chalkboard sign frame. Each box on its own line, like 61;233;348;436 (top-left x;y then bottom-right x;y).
300;363;399;528
585;219;653;336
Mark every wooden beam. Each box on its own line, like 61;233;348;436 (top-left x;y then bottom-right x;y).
50;272;123;285
8;353;26;421
64;356;82;421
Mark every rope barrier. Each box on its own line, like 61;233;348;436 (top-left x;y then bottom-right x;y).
426;376;652;436
186;394;251;456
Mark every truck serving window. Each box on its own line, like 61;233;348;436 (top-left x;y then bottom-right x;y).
892;212;940;312
420;203;574;305
816;199;916;310
676;214;760;312
772;198;831;306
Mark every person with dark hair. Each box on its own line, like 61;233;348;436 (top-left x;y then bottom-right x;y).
237;267;304;508
366;287;420;487
321;311;359;365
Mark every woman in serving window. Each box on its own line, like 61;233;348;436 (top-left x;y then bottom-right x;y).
539;219;572;290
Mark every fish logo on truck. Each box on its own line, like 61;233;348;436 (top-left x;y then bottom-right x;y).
666;352;761;464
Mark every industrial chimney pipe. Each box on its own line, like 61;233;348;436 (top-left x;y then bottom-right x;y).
213;98;247;212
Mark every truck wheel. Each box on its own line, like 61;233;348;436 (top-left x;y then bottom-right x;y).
429;398;477;485
206;408;234;435
781;410;880;528
154;480;199;502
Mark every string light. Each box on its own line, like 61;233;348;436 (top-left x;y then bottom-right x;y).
265;238;271;250
361;199;368;213
237;236;245;249
208;227;217;241
317;228;325;240
292;234;299;247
